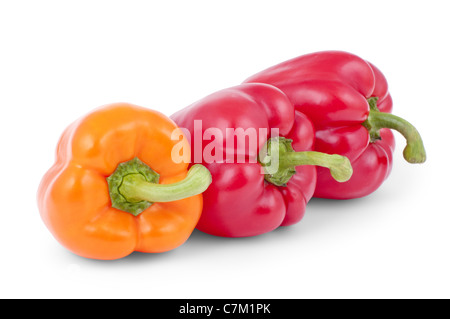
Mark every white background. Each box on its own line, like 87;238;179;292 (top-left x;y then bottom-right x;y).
1;0;449;299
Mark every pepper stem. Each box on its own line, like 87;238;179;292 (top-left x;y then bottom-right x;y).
120;164;212;203
259;137;353;187
281;151;353;183
363;97;426;164
107;158;212;216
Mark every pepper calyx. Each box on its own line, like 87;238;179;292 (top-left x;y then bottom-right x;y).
107;157;159;216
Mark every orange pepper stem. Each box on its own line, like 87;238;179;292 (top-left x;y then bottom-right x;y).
107;158;212;216
120;164;211;203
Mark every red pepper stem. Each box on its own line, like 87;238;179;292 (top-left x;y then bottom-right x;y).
259;137;353;187
367;110;426;163
280;151;353;183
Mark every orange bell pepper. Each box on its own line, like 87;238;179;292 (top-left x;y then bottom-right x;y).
37;103;212;260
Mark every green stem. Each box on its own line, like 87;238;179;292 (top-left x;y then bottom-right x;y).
366;110;426;164
107;158;212;216
280;151;353;183
120;164;212;203
259;137;353;187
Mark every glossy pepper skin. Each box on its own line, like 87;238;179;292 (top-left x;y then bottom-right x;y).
38;103;211;260
244;51;426;199
171;83;352;237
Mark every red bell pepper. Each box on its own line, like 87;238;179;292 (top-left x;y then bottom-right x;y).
171;83;353;237
244;51;426;199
